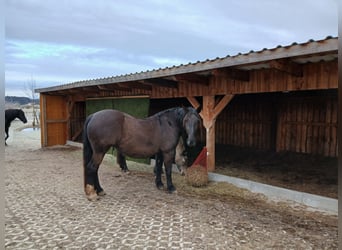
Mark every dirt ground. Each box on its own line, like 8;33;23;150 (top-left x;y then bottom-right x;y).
5;110;338;249
215;145;338;199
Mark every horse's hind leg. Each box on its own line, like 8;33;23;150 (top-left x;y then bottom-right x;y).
85;151;106;201
155;152;164;189
94;169;106;196
84;161;99;201
117;151;129;172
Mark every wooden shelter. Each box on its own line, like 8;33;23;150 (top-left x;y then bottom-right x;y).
36;37;338;171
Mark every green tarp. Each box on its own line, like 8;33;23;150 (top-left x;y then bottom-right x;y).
86;97;150;163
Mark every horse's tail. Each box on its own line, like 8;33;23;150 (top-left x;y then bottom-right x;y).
83;115;93;188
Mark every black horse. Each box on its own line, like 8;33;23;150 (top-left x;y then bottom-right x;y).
5;109;28;145
83;107;201;201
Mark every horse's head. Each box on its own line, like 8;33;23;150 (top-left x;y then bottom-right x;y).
182;107;201;147
18;109;28;123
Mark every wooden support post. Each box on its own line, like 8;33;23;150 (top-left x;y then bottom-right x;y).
201;96;215;172
40;94;47;147
199;95;234;172
187;96;200;110
67;97;74;141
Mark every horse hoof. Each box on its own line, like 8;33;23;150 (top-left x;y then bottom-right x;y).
122;169;130;175
168;186;176;193
97;190;106;196
156;183;164;190
87;193;99;201
85;184;98;201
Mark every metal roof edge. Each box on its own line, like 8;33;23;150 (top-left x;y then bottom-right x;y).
36;36;338;93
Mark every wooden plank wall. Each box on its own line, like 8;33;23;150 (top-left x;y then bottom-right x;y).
215;91;337;157
277;92;337;156
216;94;274;150
69;101;85;142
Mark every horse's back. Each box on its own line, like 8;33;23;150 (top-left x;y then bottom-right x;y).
88;109;124;129
87;109;125;146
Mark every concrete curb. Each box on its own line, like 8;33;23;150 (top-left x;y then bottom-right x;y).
208;172;337;215
68;144;337;214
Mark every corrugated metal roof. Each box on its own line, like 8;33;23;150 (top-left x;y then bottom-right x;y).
36;36;338;93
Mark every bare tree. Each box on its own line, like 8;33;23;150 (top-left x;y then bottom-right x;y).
24;77;39;127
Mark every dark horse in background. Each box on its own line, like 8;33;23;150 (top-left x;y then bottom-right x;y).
83;107;201;201
5;109;28;145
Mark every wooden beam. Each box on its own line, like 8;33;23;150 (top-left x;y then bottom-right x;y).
142;78;178;88
125;82;152;91
269;59;303;77
176;74;209;85
61;88;83;94
213;68;249;82
187;96;200;110
59;87;101;96
97;84;131;91
69;94;87;102
83;86;99;91
213;95;234;119
71;127;83;141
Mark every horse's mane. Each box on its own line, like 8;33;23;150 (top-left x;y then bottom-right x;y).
152;106;197;123
150;107;200;137
5;108;24;114
5;109;22;118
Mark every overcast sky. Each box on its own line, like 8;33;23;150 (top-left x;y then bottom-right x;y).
5;0;338;97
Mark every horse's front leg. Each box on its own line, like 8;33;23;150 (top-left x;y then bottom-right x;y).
117;151;129;172
163;152;176;193
5;126;9;145
154;152;164;189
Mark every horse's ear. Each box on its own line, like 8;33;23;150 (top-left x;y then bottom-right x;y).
179;105;187;113
189;105;201;113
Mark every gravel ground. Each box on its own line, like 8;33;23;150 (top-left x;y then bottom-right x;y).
5;118;338;249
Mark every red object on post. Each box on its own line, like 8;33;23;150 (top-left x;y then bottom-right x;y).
191;147;207;169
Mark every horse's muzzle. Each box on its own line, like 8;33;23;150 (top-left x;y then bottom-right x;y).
187;139;196;147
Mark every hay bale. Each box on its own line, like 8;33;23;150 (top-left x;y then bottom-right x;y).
185;164;208;187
